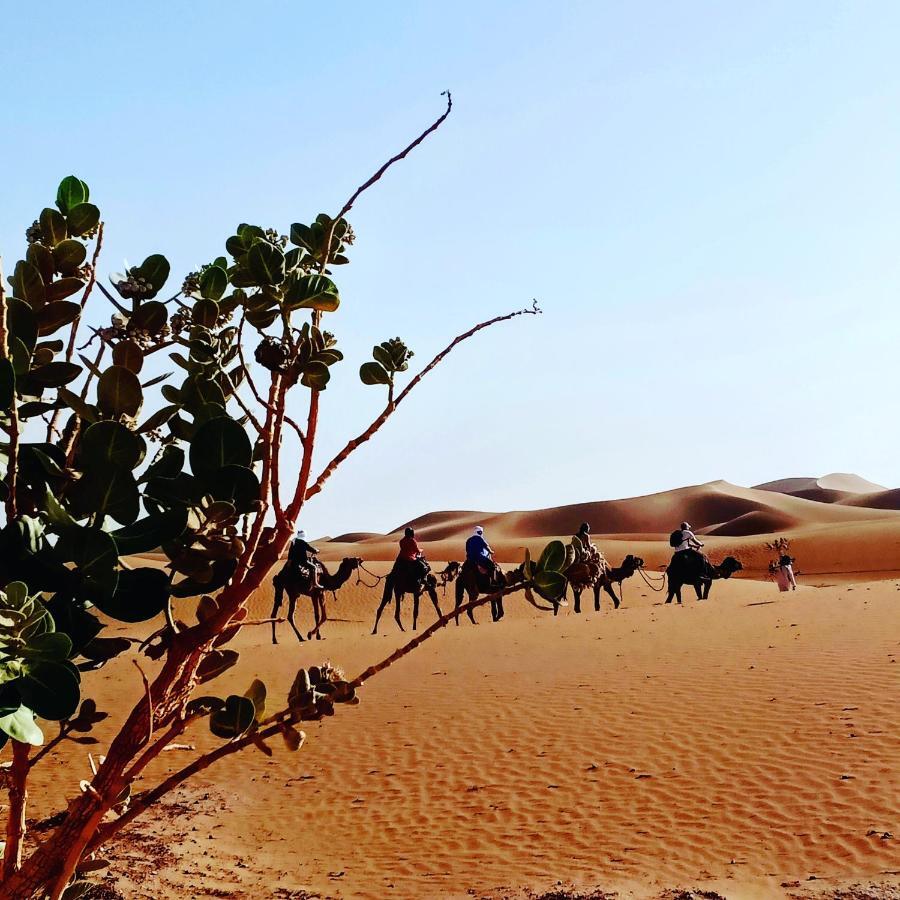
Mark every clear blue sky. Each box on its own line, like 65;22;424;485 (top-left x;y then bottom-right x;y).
3;2;900;537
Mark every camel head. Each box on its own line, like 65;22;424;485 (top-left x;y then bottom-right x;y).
718;556;742;578
343;557;362;571
621;554;644;572
440;561;461;583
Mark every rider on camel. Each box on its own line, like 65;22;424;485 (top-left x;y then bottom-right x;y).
396;527;430;580
288;529;322;590
571;522;598;563
673;521;704;561
466;526;497;576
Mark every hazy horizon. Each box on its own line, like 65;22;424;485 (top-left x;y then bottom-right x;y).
5;2;900;536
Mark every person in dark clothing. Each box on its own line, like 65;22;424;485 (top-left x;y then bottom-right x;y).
396;527;429;579
288;530;322;589
465;526;496;576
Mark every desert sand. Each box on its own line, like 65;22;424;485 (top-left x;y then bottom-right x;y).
26;477;900;899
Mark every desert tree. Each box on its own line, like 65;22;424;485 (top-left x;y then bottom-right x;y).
0;95;567;898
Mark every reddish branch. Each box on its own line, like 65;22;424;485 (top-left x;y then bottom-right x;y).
318;91;453;275
269;378;288;519
304;302;541;502
3;741;31;877
350;583;537;689
237;315;304;442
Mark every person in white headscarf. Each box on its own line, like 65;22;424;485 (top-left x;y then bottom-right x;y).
465;525;496;574
287;529;321;588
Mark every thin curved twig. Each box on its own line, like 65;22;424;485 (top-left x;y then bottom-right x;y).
304;303;541;502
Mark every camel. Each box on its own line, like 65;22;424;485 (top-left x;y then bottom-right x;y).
665;552;742;604
566;553;644;614
454;559;515;624
372;563;453;634
270;557;361;643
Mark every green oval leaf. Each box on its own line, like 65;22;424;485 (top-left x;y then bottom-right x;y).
134;255;170;293
16;661;80;720
112;339;144;373
56;176;89;215
81;421;146;469
45;277;86;303
14;260;45;307
205;464;260;514
0;707;44;745
537;540;567;574
97;366;143;417
359;361;391;386
66;203;100;237
199;266;228;301
194;298;219;328
533;570;568;602
284;274;339;312
209;694;255;739
40;207;68;247
247;242;285;286
190;417;252;479
69;466;140;525
301;361;330;390
92;567;170;623
27;361;81;388
130;301;167;334
36;301;81;336
53;239;87;275
110;507;188;555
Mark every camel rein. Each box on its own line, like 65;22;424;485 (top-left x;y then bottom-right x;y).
637;567;668;592
356;561;385;588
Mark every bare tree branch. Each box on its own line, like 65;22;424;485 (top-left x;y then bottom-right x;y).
3;741;30;877
304;302;541;502
318;91;453;275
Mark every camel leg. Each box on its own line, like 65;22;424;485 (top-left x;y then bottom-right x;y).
287;594;304;643
604;582;620;609
594;582;602;612
310;592;327;640
693;582;703;601
372;593;392;635
573;588;582;614
468;591;478;625
454;582;463;626
394;590;405;632
271;582;284;645
494;595;505;621
428;586;443;621
702;580;712;600
412;590;420;631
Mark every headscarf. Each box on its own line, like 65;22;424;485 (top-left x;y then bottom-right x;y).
474;526;484;536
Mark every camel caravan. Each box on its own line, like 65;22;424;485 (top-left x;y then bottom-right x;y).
269;520;745;643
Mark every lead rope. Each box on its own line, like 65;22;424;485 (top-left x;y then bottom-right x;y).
637;567;668;592
356;561;385;589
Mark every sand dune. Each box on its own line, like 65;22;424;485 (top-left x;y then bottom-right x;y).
322;479;900;565
838;488;900;510
755;472;888;497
